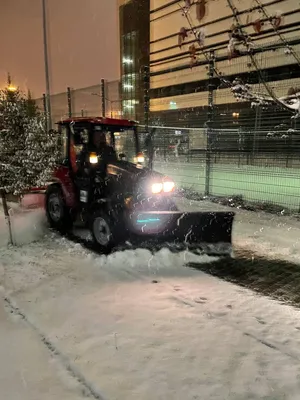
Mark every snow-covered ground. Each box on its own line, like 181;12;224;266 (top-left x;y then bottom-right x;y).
0;203;47;247
0;296;87;400
176;196;300;264
2;200;300;399
2;194;300;263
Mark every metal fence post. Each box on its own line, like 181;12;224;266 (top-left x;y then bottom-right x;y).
67;87;72;118
42;93;48;129
101;79;106;117
143;66;150;132
143;66;152;168
205;50;215;196
253;78;262;165
42;93;47;114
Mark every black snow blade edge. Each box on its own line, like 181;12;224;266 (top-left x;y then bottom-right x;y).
52;211;234;257
126;211;235;246
61;230;233;257
125;240;233;257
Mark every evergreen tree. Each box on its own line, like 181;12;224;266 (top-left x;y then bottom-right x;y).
0;75;59;243
26;90;39;117
0;80;28;194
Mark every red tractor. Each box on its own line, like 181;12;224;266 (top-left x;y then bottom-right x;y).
42;117;234;255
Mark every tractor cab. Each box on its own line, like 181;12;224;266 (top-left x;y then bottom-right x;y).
57;117;145;173
47;116;152;235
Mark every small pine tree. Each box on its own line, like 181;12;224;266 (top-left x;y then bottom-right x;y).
22;114;59;190
0;82;28;194
0;75;59;243
26;90;39;117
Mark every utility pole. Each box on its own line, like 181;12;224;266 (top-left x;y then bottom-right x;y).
101;79;106;117
205;50;215;196
42;0;52;130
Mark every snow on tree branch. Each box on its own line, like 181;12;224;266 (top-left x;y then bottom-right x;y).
0;81;59;195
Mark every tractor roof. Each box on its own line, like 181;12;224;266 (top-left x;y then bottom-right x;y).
57;116;137;127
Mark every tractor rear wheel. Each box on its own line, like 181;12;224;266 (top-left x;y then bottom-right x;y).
90;210;122;253
45;185;73;232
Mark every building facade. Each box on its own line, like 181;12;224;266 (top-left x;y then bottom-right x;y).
118;0;150;122
149;0;300;130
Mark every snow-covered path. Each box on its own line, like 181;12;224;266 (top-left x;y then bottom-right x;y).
0;294;88;400
2;232;300;399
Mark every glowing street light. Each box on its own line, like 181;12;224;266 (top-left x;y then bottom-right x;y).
7;84;17;92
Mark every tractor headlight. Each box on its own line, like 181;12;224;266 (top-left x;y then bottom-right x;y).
151;179;175;194
151;182;163;194
137;152;145;164
163;180;175;193
89;152;98;164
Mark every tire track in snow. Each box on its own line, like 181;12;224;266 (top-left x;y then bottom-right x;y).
3;295;108;400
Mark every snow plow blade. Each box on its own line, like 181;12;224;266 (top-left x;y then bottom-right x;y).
126;211;235;256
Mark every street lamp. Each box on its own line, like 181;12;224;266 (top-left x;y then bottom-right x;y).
7;84;17;92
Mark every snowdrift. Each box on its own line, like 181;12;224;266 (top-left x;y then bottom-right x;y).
0;203;47;247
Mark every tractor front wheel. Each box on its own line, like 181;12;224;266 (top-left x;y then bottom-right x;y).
90;210;122;253
45;185;73;232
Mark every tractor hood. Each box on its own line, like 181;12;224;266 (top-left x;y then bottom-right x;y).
106;160;176;211
107;160;164;182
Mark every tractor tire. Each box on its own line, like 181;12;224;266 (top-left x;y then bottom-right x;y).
90;210;123;253
45;185;73;232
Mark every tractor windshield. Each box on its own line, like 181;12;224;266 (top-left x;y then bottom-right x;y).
93;125;138;164
114;129;137;163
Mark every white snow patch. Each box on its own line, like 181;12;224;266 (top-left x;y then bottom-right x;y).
94;247;218;273
2;237;300;399
0;202;47;247
4;197;300;398
0;295;86;400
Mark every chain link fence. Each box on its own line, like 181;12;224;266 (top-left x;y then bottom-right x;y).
137;125;300;212
35;80;122;126
146;42;300;213
35;68;300;212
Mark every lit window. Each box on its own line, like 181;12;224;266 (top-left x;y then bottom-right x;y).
123;58;133;64
169;101;177;110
